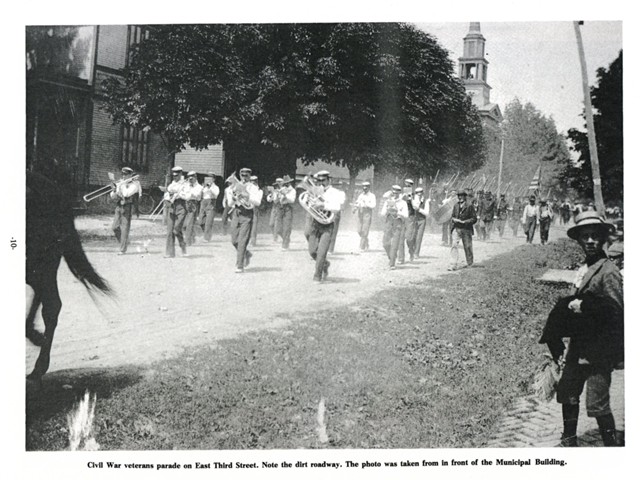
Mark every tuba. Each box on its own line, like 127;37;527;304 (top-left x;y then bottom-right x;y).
297;176;335;225
225;173;253;210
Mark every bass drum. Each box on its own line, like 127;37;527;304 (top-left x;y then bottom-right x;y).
433;196;456;224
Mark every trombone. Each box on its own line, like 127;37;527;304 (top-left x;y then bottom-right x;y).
83;173;139;202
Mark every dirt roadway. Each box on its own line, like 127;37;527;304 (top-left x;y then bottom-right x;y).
25;216;565;376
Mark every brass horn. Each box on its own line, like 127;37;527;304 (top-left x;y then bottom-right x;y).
225;173;253;209
297;176;335;225
83;174;139;202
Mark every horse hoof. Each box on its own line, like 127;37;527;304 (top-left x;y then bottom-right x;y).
26;329;46;347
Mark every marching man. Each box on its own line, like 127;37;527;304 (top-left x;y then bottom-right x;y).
184;171;203;246
306;170;342;282
277;175;297;250
448;190;477;271
249;175;263;246
354;181;376;251
164;166;189;258
199;173;220;242
229;167;263;273
110;166;141;255
522;195;539;244
267;177;284;243
381;185;409;269
328;181;347;254
413;187;430;258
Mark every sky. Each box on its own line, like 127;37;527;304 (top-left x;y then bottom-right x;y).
417;21;622;135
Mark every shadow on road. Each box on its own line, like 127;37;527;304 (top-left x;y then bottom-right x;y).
325;277;361;284
245;267;283;273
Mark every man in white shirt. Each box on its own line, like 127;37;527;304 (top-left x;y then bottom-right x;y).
230;167;263;272
307;170;342;281
328;181;347;254
184;171;203;246
398;178;415;263
199;173;220;242
165;166;189;258
249;175;263;246
413;187;430;258
110;166;141;255
522;195;539;244
381;185;409;269
354;181;376;251
267;177;284;243
277;175;297;250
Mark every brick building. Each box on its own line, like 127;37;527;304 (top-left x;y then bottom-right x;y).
26;25;226;202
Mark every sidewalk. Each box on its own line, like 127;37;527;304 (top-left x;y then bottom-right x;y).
484;370;624;447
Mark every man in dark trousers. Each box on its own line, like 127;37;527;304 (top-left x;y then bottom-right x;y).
540;211;623;447
522;195;539;243
110;166;141;255
477;191;496;241
448;191;477;271
495;193;509;238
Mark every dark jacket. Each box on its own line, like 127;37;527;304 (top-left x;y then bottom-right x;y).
450;201;477;234
540;257;623;367
479;197;496;222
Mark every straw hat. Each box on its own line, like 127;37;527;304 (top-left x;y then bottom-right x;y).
567;211;615;240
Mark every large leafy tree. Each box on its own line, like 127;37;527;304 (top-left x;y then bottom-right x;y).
477;98;571;197
563;51;622;203
103;23;486;185
304;23;486;186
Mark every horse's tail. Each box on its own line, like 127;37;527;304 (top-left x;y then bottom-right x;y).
62;215;112;295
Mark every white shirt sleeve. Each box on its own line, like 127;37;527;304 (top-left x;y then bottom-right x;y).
418;199;430;216
321;187;342;212
247;183;262;207
397;199;409;219
367;193;377;209
283;186;296;204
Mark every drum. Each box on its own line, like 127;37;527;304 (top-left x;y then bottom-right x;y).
433;197;456;224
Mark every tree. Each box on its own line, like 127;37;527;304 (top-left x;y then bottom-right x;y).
302;23;486;187
563;51;622;203
102;23;487;188
478;98;571;197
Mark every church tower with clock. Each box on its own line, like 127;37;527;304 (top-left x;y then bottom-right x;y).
459;22;503;125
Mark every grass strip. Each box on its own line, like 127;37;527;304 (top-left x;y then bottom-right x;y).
27;239;584;450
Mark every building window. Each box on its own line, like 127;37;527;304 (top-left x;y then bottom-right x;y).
121;125;149;171
127;25;149;66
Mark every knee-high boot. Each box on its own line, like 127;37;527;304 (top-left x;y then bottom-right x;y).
597;414;620;446
560;403;579;447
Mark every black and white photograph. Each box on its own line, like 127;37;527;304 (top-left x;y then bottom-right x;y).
6;1;636;478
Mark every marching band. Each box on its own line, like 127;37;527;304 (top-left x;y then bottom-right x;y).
97;166;582;282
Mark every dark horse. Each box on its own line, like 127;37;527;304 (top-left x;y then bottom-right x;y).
26;171;111;383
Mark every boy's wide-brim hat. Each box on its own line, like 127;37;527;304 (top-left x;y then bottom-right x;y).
282;175;293;183
567;211;616;240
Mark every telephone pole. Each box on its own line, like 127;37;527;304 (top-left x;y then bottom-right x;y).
574;21;605;214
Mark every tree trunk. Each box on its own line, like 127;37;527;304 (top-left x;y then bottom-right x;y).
347;166;359;206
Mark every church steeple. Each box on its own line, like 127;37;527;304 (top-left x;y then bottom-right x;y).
459;22;491;109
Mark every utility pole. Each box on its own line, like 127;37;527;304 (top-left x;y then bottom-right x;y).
574;21;605;214
496;139;504;198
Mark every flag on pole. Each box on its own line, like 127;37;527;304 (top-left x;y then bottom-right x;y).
528;164;541;195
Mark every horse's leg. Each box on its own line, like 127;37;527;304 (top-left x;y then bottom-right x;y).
25;285;45;346
27;264;61;381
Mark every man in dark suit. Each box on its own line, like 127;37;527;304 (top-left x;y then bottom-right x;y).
448;191;477;271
